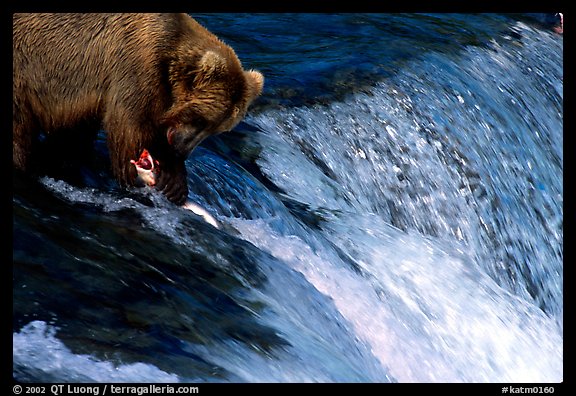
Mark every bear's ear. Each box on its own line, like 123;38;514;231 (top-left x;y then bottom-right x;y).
245;70;264;100
198;51;227;80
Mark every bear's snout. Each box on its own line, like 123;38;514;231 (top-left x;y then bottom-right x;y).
167;125;213;159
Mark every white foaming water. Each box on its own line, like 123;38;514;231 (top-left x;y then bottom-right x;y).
230;23;562;382
39;177;218;246
229;215;562;383
13;321;180;383
248;21;562;322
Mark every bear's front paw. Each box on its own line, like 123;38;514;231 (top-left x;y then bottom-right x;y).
155;163;188;206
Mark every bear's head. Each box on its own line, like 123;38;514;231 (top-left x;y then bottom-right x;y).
162;48;264;159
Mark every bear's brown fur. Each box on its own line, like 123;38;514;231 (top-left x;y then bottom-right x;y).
13;13;263;204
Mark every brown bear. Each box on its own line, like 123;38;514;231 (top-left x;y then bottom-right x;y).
13;13;263;205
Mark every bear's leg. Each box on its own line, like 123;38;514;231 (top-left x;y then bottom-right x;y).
154;156;188;205
103;117;141;189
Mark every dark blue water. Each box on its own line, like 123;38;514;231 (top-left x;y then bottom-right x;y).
13;13;562;382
